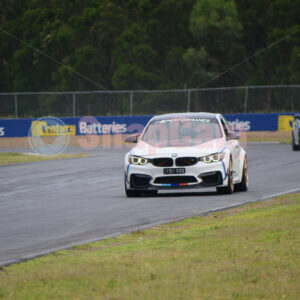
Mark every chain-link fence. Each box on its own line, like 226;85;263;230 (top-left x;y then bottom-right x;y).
1;85;300;118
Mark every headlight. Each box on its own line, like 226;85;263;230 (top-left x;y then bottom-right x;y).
129;155;150;165
200;153;225;163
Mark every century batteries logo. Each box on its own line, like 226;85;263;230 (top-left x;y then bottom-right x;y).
79;121;127;134
278;115;294;131
28;117;71;156
77;116;130;150
31;120;76;136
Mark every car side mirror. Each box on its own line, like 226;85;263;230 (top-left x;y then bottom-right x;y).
125;134;140;143
227;131;240;140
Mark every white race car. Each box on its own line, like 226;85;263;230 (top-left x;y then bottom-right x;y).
124;113;248;197
292;114;300;151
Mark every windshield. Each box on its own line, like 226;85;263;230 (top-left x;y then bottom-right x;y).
141;117;223;148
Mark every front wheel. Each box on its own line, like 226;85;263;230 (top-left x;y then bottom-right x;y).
125;177;157;197
125;188;142;197
235;157;248;192
125;189;157;197
217;159;234;194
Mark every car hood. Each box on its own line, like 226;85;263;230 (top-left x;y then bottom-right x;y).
129;138;226;157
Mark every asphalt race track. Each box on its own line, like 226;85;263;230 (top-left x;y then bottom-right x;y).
1;144;299;266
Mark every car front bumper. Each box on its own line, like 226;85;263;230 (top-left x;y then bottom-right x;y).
125;161;228;190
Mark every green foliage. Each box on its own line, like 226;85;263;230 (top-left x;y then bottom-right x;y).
188;0;244;86
0;0;299;97
190;0;242;43
183;47;213;86
289;46;300;83
112;63;162;90
241;0;300;85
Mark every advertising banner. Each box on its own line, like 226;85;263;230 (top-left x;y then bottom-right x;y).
0;113;297;138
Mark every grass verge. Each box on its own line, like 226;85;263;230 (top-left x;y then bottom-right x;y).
0;194;299;299
0;152;88;165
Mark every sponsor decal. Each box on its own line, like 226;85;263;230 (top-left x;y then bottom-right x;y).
79;121;127;135
278;115;294;132
31;120;76;136
228;119;251;131
0;127;4;136
156;118;211;124
77;116;128;150
28;117;70;156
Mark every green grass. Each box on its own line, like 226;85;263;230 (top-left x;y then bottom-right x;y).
0;152;88;165
0;194;299;299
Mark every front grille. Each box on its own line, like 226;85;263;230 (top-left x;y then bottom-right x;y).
152;158;173;167
130;174;152;188
175;157;198;166
154;176;197;184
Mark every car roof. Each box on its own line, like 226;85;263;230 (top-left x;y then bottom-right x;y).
150;112;221;121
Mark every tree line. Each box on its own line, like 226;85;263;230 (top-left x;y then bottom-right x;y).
0;0;299;94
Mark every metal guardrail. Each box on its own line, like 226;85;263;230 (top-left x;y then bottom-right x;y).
1;85;300;118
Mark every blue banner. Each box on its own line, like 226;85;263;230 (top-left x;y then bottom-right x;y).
225;113;279;131
0;116;152;138
0;113;297;138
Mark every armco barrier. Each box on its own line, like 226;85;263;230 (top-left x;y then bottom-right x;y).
0;113;297;138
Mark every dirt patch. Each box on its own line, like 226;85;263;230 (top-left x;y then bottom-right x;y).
0;135;130;149
246;131;291;141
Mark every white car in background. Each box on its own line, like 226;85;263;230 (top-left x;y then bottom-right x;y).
292;114;300;151
124;112;248;197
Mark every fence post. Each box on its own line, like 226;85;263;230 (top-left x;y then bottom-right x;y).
243;87;248;113
130;91;133;116
72;93;76;117
187;89;191;112
14;94;18;118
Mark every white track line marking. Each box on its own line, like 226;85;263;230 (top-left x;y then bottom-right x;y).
261;188;300;200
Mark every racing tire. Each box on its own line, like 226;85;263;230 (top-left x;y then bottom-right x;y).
125;189;157;197
125;188;142;197
235;157;248;192
216;159;234;195
125;176;140;197
144;190;158;197
125;177;157;197
292;135;300;151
